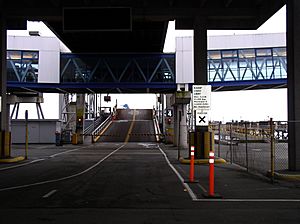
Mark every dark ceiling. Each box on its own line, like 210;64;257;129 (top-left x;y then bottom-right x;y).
3;0;286;53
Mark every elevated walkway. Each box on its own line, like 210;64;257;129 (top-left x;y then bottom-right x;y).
7;45;287;93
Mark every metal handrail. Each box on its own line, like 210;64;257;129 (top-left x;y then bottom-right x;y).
84;116;103;135
91;114;112;143
153;114;162;142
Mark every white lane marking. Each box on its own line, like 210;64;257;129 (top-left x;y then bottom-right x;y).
0;146;90;172
116;153;162;155
0;159;45;171
193;198;300;202
0;145;125;192
42;189;57;198
49;147;87;158
251;149;262;152
158;145;198;201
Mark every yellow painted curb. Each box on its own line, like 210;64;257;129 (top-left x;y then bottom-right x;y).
180;158;227;165
0;156;25;163
274;172;300;181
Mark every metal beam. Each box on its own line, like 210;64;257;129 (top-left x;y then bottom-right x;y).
225;0;233;8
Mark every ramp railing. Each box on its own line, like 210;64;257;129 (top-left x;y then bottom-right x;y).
153;111;162;142
91;114;112;143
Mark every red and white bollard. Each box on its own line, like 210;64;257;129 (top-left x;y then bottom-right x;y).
189;146;195;182
208;151;215;197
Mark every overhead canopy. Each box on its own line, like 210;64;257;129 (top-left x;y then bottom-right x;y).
4;0;285;53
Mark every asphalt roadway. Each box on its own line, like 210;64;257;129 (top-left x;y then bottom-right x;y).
0;109;299;223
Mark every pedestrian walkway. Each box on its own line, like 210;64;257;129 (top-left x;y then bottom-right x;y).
160;144;300;201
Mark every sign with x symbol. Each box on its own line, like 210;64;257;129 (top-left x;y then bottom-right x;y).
196;110;208;126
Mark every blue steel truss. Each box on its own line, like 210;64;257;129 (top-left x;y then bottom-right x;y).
208;47;287;86
6;47;288;93
60;53;175;85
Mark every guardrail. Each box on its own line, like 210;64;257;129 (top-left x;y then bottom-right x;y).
91;114;112;143
83;116;103;135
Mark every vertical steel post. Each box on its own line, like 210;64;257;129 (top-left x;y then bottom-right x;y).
218;121;221;157
0;13;9;158
25;110;28;159
245;122;249;172
270;118;275;183
230;123;233;163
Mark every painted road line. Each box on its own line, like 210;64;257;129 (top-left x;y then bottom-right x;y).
49;145;90;158
42;189;57;198
193;198;300;202
0;146;90;171
0;159;45;171
124;109;136;143
158;145;198;201
0;144;125;192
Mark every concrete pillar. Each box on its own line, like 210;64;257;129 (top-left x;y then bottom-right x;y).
193;17;208;159
173;104;178;146
0;13;10;158
287;1;300;171
165;94;174;144
179;104;188;150
76;94;85;144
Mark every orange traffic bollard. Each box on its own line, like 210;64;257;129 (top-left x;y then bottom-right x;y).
184;146;198;183
190;146;195;182
209;151;215;196
203;150;222;198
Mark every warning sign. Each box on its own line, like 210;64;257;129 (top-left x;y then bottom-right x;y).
192;85;211;111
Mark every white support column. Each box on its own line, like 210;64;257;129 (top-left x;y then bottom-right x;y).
179;104;188;150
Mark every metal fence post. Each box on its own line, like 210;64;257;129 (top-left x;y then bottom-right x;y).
218;121;221;157
270;118;275;183
230;123;233;164
245;122;248;172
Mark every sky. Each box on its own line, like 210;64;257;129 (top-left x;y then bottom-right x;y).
8;5;287;122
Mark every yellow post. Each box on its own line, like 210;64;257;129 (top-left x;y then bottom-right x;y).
72;133;78;145
204;131;214;159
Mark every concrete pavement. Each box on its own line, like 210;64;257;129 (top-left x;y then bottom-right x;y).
0;142;299;223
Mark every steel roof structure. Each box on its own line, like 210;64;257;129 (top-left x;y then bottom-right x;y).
4;0;286;53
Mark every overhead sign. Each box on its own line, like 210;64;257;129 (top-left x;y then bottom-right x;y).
196;110;209;126
192;85;211;111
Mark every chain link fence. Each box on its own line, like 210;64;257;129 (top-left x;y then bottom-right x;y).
211;120;289;179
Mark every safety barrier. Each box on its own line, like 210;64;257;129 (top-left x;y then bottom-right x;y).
83;116;103;135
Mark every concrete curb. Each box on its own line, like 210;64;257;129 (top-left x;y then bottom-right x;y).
0;156;26;163
179;157;227;165
274;172;300;181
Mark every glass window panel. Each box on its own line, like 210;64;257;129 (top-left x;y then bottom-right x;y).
208;51;221;60
22;51;39;59
273;47;286;57
222;50;237;58
266;58;274;67
256;48;272;57
239;49;255;58
7;51;21;60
